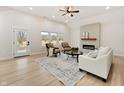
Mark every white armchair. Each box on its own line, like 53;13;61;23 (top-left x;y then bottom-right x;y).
79;47;113;81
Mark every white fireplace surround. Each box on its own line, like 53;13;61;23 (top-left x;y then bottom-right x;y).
80;23;100;52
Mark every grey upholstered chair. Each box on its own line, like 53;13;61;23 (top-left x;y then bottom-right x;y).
46;43;61;57
61;42;78;53
61;42;72;53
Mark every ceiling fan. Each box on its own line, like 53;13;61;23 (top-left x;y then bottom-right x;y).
59;6;79;17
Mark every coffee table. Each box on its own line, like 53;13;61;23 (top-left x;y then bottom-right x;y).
65;51;83;62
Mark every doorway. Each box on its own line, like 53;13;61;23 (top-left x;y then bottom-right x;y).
13;28;30;57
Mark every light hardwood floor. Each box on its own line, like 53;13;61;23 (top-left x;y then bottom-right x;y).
0;54;124;86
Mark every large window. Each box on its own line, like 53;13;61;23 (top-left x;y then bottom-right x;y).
41;31;64;47
50;32;58;45
58;33;64;46
41;32;49;47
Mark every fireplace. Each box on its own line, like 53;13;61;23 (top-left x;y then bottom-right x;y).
83;45;95;50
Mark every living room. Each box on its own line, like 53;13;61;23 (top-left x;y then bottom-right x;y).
0;4;124;89
1;6;124;58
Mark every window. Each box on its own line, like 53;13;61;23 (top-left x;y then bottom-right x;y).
41;32;49;47
58;33;64;46
50;32;57;45
41;31;64;47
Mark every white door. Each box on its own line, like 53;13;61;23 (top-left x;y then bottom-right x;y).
13;28;30;57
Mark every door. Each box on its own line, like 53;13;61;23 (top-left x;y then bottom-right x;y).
13;28;30;57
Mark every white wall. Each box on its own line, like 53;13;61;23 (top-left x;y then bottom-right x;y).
69;9;124;56
0;9;70;60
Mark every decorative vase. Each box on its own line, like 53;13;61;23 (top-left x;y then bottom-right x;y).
82;32;85;38
85;32;89;39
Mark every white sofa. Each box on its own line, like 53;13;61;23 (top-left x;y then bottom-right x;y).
79;47;113;80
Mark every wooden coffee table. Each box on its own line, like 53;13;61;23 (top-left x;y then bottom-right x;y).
65;51;83;62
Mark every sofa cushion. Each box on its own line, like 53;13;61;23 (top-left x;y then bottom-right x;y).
97;47;110;57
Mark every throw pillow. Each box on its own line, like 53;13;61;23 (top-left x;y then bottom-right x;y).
87;50;98;58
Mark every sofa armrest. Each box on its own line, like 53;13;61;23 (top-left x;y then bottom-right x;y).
79;55;108;79
79;55;97;61
78;49;113;79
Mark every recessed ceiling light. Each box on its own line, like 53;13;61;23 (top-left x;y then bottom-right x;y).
52;16;55;18
105;6;110;10
29;7;33;10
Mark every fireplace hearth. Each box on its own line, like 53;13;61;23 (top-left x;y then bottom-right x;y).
83;45;95;50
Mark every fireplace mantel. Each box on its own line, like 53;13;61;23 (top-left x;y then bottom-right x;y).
81;38;97;40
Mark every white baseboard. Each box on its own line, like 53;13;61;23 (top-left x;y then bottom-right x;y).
114;54;124;57
0;57;13;61
0;51;46;61
30;51;42;55
30;51;47;56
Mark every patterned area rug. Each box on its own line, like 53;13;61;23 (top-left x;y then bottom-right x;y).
37;54;86;86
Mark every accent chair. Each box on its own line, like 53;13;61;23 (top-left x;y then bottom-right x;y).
46;43;61;57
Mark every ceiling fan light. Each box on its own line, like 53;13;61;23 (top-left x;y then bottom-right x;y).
105;6;110;10
52;16;55;18
67;13;70;16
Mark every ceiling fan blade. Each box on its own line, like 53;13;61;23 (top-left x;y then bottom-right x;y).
70;14;74;17
70;10;79;13
67;6;70;11
62;13;66;16
59;9;65;12
66;6;70;13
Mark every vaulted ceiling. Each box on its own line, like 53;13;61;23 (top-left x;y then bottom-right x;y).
6;6;124;23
